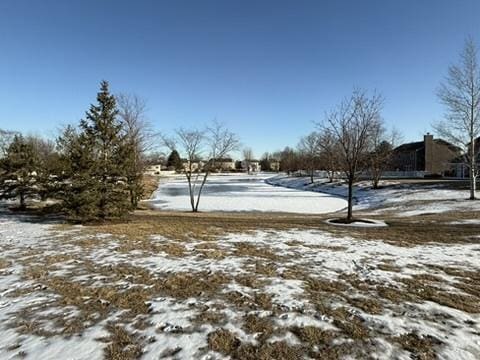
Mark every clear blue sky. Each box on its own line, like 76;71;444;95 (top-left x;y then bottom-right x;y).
1;0;479;157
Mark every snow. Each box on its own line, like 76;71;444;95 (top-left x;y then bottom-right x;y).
0;177;479;359
267;174;480;216
148;173;347;214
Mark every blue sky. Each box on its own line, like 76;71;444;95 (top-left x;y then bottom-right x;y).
1;0;479;156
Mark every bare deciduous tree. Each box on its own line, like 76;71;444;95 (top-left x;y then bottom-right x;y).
164;121;239;212
318;89;384;222
369;127;401;189
298;132;321;183
0;129;17;157
435;38;480;200
317;130;341;182
242;147;254;174
116;93;155;207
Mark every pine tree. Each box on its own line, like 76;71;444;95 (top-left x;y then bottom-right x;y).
0;135;38;209
58;81;132;221
167;150;182;170
57;125;99;221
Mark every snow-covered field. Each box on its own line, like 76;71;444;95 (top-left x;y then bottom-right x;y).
267;174;480;217
149;173;347;214
1;175;479;359
0;205;479;359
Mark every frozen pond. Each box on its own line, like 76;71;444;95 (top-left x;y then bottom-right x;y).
149;173;347;214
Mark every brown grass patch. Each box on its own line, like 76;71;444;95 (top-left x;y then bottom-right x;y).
347;296;383;314
243;314;274;341
251;261;278;277
194;241;229;259
160;271;231;299
100;323;144;360
393;332;442;360
350;213;480;246
236;273;269;289
224;291;274;311
290;325;335;346
400;276;480;313
192;309;227;326
234;341;304;360
233;242;281;260
207;328;241;355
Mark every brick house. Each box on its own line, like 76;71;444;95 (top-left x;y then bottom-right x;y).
390;134;461;176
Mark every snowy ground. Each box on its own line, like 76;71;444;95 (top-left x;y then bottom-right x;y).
267;174;480;217
0;175;479;359
0;205;479;359
149;173;347;214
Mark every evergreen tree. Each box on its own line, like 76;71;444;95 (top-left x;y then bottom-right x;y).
57;125;99;220
0;135;38;209
166;150;182;170
59;81;132;221
26;136;62;201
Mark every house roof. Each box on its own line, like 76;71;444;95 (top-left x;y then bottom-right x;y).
394;138;461;153
394;141;424;152
210;158;233;162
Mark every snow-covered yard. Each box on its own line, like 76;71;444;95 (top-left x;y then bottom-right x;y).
267;174;480;217
149;174;347;214
0;204;479;359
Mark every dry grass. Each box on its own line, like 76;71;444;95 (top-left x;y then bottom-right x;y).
243;314;274;341
208;328;304;360
289;326;335;347
159;271;231;299
233;242;282;260
207;328;241;355
4;206;480;359
351;214;480;246
393;332;442;360
78;210;333;242
100;323;144;360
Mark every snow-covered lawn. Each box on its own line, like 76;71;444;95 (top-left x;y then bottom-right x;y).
0;208;479;359
267;175;480;217
149;173;347;214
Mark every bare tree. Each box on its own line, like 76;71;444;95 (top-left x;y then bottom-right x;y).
298;132;321;183
278;147;298;175
369;127;401;189
319;89;383;222
242;147;254;174
0;129;17;157
164;121;240;212
435;38;480;200
116;93;155;207
317;130;341;182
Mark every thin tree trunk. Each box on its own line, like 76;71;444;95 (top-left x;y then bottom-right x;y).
194;171;209;212
347;176;354;222
470;136;476;200
19;192;25;210
186;174;195;212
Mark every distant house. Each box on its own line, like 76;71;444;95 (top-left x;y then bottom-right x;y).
270;160;280;172
390;134;461;176
211;158;236;171
145;164;164;175
241;159;261;172
182;159;204;172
